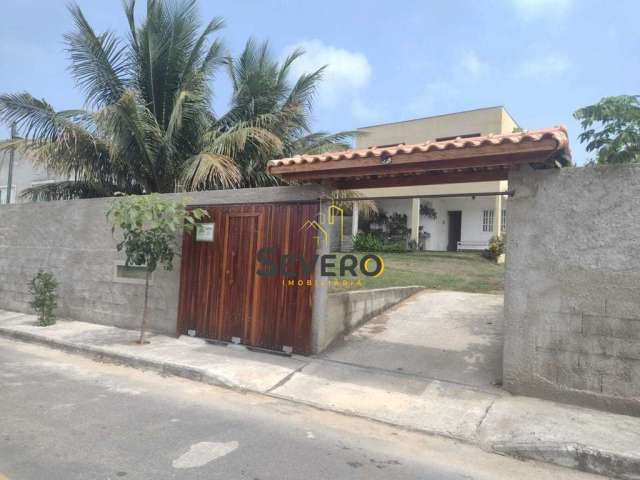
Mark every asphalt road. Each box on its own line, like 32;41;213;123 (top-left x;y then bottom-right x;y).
0;338;600;480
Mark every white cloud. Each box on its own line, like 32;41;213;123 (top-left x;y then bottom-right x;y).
459;50;488;78
406;81;460;117
517;53;570;78
283;40;372;109
351;97;384;124
510;0;573;19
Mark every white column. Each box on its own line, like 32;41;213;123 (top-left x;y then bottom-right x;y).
410;198;420;244
351;202;359;238
493;194;503;237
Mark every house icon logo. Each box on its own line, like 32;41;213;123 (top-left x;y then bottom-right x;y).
299;204;345;247
257;202;384;281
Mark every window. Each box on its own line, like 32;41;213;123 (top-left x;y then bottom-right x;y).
435;132;481;142
113;261;153;285
501;209;506;233
482;209;494;232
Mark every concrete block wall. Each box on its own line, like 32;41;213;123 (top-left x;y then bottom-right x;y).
504;165;640;415
0;185;327;336
318;286;423;352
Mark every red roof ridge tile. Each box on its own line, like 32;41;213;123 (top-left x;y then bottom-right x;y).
268;126;569;170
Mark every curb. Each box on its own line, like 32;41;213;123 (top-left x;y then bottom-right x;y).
0;327;244;391
1;327;638;480
488;442;640;480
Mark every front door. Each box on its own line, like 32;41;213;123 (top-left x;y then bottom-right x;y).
447;211;462;251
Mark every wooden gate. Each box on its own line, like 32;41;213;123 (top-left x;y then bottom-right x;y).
177;202;319;355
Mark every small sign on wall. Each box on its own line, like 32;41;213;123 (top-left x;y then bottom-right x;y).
196;223;215;242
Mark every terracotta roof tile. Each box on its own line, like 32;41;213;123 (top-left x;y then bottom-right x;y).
268;126;570;170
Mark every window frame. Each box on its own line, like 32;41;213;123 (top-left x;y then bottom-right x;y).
501;208;506;233
113;261;154;285
482;209;494;232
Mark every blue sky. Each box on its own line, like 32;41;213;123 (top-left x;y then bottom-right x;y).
1;0;638;165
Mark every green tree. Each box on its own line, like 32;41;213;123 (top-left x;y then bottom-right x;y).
574;95;640;164
0;0;351;200
107;194;207;344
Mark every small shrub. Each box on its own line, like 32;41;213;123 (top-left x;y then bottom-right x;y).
484;235;506;261
353;232;384;252
29;270;58;326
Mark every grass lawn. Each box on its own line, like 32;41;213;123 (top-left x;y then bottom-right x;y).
328;251;505;294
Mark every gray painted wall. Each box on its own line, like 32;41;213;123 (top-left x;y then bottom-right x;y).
319;286;423;352
0;185;327;336
504;165;640;415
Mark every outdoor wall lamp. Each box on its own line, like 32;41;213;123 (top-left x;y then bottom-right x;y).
380;154;393;165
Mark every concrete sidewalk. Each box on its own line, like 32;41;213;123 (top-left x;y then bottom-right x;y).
1;310;639;479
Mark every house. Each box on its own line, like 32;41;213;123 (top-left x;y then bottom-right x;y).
1;106;515;252
352;106;518;251
0;149;66;204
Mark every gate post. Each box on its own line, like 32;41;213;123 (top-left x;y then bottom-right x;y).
503;164;640;415
310;197;333;353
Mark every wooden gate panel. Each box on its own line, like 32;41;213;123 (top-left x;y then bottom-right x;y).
177;202;317;355
217;211;260;342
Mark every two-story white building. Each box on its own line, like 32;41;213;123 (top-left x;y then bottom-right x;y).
352;106;517;251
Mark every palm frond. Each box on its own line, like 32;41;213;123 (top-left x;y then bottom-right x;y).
0;93;91;141
65;3;128;107
290;131;355;155
0;93;112;180
277;47;304;86
331;190;378;218
98;89;164;190
20;180;119;201
181;152;241;190
185;17;225;79
123;0;138;52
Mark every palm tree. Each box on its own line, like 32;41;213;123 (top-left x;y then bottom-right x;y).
0;0;352;200
183;39;354;189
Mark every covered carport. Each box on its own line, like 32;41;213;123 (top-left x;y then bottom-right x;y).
269;126;571;251
268;126;575;399
267;127;570;190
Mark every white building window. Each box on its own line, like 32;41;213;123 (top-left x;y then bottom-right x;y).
501;209;506;233
482;209;494;232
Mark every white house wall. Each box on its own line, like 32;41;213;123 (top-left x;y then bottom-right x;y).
0;150;67;203
375;196;504;251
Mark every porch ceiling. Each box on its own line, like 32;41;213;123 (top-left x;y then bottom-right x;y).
267;127;571;189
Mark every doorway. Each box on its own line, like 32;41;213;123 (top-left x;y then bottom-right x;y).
447;210;462;251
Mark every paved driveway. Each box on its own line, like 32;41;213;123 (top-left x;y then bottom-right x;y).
320;290;504;392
